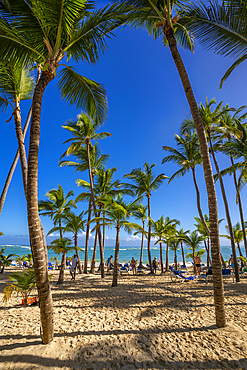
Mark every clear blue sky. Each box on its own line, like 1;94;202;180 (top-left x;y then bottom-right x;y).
0;2;247;247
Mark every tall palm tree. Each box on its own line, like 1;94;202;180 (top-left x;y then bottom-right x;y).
133;204;148;267
0;0;129;343
151;215;179;273
124;162;168;273
120;0;226;327
60;143;109;274
90;195;142;287
0;63;35;213
62;113;111;278
182;231;205;273
162;128;209;234
176;228;189;266
47;211;85;274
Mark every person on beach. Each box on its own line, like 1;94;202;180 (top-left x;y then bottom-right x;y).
131;257;136;275
229;254;234;268
152;257;158;274
70;254;78;281
194;253;201;275
106;255;113;274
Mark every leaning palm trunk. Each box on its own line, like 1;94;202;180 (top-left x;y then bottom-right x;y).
165;26;225;327
208;135;239;282
180;242;186;266
26;71;54;344
231;157;247;258
204;240;211;267
112;225;120;287
57;251;66;284
192;168;210;235
90;229;98;274
139;220;145;268
159;241;164;273
86;142;104;278
147;196;153;273
84;199;92;274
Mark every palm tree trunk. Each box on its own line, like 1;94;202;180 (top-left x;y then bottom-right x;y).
90;229;98;274
84;199;92;274
174;249;178;270
26;71;54;344
139;220;145;268
204;239;211;267
165;26;225;327
75;232;83;274
192;168;210;235
231;156;247;258
57;251;66;284
159;241;164;273
180;242;186;266
112;225;120;287
147;195;153;273
208;135;239;282
165;242;169;271
86;142;104;278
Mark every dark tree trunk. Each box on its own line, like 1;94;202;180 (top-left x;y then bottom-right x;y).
90;229;98;274
112;225;120;287
138;220;145;268
84;199;92;274
75;233;83;274
159;241;164;273
165;26;225;328
57;251;66;284
180;242;186;266
27;71;54;343
165;242;169;271
208;135;239;282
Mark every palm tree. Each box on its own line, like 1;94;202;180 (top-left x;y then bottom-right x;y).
48;238;75;284
39;185;77;239
90;195;142;287
0;0;129;343
151;216;179;273
60;143;109;275
133;204;148;267
169;238;180;270
223;222;244;268
176;228;189;266
3;269;36;306
120;0;226;327
0;63;35;213
194;215;211;268
182;231;205;273
0;253;16;273
47;211;85;274
62;113;111;278
124;163;168;273
163;128;209;234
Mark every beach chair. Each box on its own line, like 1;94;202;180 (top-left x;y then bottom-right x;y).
136;267;145;275
178;271;198;283
120;266;129;275
170;267;183;282
206;268;233;283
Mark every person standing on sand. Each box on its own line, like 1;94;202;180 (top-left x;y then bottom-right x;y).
131;257;136;275
70;254;78;281
106;255;113;274
152;257;158;274
229;254;234;268
194;253;201;275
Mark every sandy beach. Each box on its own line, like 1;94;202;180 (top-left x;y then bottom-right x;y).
0;267;247;370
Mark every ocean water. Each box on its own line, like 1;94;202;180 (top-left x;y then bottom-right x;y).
0;243;244;265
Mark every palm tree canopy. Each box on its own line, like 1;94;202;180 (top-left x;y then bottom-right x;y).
48;237;74;255
124;162;168;197
181;230;204;249
162;129;202;183
47;211;85;237
0;1;131;123
151;215;180;241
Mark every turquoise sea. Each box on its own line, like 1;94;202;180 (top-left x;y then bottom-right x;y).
0;243;244;265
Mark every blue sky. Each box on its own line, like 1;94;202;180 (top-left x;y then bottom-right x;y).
0;1;247;247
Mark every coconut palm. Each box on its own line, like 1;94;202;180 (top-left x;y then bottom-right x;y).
124;163;168;273
169;238;180;270
47;211;85;274
0;63;35;214
133;204;148;267
162;128;209;234
3;269;36;305
62;112;111;278
151;216;179;273
182;231;205;273
60;143;109;275
182;0;247;89
48;238;75;284
89;195;142;287
176;228;189;267
39;185;77;239
120;0;225;327
0;253;16;273
0;0;130;343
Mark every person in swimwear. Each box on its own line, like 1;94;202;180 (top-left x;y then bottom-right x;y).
194;253;202;275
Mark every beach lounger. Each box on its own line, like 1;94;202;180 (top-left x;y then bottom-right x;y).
136;268;145;275
206;268;233;283
170;268;183;282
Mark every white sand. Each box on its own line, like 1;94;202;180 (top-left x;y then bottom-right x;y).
0;267;247;369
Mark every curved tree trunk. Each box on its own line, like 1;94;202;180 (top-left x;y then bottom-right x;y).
192;167;210;235
159;241;164;273
26;71;54;344
231;156;247;258
147;195;153;273
57;251;66;284
139;220;145;268
112;225;120;287
208;136;239;282
86;142;104;278
90;229;98;274
84;199;92;274
180;242;186;266
165;27;225;327
204;239;211;267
